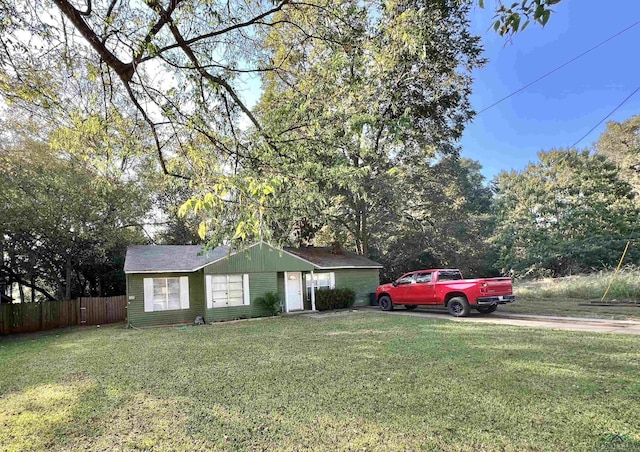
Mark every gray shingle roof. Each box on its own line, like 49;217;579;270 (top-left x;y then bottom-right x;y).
283;247;382;269
124;243;382;273
124;245;230;273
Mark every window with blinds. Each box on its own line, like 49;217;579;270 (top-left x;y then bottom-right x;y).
206;274;250;308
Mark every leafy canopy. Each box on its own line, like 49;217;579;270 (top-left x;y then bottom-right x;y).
491;149;639;277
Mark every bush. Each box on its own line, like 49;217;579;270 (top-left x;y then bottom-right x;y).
314;288;355;311
255;291;282;316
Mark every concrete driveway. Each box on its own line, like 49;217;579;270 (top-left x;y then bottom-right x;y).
369;307;640;335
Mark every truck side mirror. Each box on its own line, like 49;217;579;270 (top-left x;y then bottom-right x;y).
392;280;398;287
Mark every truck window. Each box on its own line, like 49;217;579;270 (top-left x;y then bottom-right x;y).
396;274;414;285
415;273;432;283
438;271;462;281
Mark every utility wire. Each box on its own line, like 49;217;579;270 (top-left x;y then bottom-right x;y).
477;19;640;115
569;83;640;148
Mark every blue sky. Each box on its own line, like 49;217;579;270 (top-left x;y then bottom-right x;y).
464;1;640;180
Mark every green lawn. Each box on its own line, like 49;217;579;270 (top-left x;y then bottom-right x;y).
1;312;639;451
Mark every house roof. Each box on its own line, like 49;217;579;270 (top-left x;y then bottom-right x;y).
283;246;383;269
124;243;383;274
124;245;230;273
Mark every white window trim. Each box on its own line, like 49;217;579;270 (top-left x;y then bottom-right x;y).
205;274;250;309
143;276;189;312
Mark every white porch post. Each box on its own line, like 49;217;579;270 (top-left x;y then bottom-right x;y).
284;271;290;313
310;270;316;311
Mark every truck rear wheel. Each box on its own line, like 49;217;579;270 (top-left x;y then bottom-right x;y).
379;295;393;311
477;305;497;314
448;297;470;317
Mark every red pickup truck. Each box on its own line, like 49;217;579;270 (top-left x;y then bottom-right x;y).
376;269;515;317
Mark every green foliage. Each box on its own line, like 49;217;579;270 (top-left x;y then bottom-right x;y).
374;156;498;281
314;289;356;311
255;291;282;316
482;0;562;36
152;176;206;246
256;0;490;278
596;115;640;205
490;149;640;277
0;130;150;301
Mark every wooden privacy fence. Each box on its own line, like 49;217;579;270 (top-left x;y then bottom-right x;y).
0;295;127;335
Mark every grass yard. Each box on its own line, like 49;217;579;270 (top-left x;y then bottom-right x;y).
502;268;640;320
499;296;640;320
1;312;639;451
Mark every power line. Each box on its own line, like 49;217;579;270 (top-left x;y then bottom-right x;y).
569;83;640;148
477;19;640;115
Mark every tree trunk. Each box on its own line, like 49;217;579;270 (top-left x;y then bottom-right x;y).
65;254;72;300
355;201;369;256
75;268;86;296
0;239;4;297
30;273;35;303
361;207;369;257
18;281;25;303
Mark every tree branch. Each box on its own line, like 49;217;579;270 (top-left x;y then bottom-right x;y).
135;0;182;60
136;0;289;64
0;266;57;301
52;0;134;81
121;80;190;180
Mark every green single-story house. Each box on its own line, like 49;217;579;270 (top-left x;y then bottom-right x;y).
124;242;382;327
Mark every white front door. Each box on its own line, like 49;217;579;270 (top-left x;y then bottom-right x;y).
285;272;303;311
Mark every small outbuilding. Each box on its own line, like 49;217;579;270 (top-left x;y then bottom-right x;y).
124;242;381;327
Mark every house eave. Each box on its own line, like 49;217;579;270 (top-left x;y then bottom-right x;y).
314;265;383;270
124;269;197;274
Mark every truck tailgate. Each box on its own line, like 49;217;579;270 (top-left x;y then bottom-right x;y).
482;278;513;295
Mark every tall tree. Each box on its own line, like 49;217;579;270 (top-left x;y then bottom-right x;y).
596;115;640;204
368;156;495;281
252;0;484;258
491;149;639;277
0;132;150;301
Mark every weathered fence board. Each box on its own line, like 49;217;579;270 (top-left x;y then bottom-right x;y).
0;296;126;335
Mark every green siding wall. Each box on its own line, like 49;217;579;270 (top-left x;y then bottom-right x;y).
204;243;313;274
334;269;380;306
277;272;285;301
205;272;280;322
127;271;205;327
